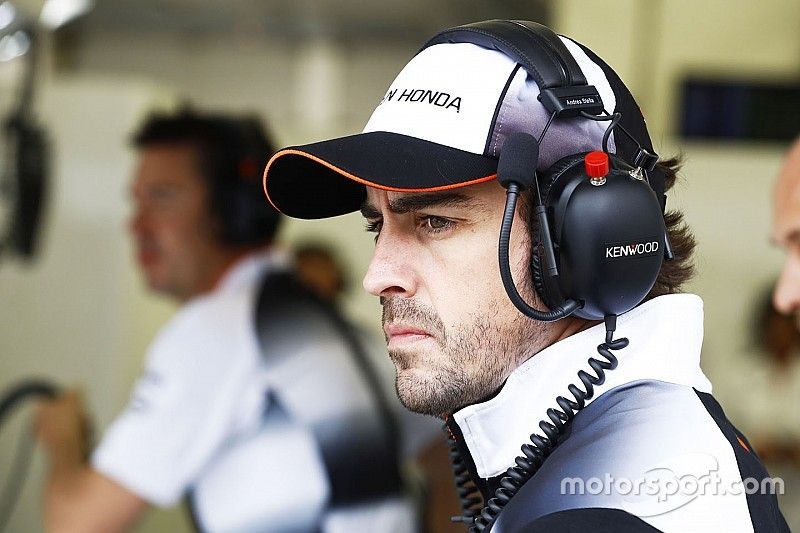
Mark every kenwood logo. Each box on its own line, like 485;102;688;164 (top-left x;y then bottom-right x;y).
606;241;659;259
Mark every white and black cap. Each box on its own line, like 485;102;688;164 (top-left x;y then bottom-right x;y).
263;20;662;219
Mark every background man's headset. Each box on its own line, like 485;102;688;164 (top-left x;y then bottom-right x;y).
201;115;281;247
424;20;674;532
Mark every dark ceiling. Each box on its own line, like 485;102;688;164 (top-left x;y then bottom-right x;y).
69;0;550;43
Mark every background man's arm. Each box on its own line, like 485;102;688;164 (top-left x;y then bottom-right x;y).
38;390;149;533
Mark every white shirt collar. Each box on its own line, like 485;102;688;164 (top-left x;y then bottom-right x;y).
452;293;712;479
216;248;291;293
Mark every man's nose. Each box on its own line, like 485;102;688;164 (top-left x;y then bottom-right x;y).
774;253;800;315
362;233;417;298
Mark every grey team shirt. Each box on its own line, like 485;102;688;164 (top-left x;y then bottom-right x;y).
449;294;789;532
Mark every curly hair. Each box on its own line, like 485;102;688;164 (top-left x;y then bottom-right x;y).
643;156;696;299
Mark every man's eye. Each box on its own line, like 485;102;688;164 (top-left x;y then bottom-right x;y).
149;188;178;203
364;220;383;234
420;216;454;233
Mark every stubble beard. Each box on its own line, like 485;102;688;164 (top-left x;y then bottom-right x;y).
383;288;547;418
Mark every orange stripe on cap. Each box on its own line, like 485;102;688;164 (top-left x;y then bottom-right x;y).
262;148;498;214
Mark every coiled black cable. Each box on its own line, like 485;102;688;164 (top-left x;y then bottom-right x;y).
444;424;483;525
448;319;628;532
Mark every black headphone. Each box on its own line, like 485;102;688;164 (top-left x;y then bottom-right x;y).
204;116;281;247
423;20;672;322
2;114;49;260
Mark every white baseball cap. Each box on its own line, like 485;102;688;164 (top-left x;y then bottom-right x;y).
263;21;660;219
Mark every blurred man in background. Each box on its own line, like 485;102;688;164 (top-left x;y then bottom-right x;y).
774;137;800;320
35;109;429;532
767;136;800;528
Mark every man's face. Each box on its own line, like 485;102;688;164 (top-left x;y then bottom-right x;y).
361;181;553;417
773;146;800;329
129;144;222;301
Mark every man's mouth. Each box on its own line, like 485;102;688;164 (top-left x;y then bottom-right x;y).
384;323;435;346
136;245;159;266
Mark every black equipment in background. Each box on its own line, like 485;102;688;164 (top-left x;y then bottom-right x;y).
2;115;49;259
0;379;60;532
0;20;50;262
421;20;671;532
681;77;800;142
0;380;59;426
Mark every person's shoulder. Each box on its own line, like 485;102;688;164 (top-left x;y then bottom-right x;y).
146;287;257;366
570;379;717;448
555;379;750;483
497;380;776;532
512;507;661;533
171;285;254;334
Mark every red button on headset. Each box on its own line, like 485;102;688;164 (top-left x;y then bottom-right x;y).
585;151;609;178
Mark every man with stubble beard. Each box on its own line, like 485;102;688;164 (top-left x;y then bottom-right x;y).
262;19;789;533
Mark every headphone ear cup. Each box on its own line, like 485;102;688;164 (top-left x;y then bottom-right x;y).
538;152;588;203
222;179;280;245
529;153;588;310
546;152;664;320
222;182;253;244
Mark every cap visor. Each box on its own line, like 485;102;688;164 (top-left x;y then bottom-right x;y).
263;131;498;219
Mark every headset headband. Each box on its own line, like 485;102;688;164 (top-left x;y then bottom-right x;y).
421;20;604;117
